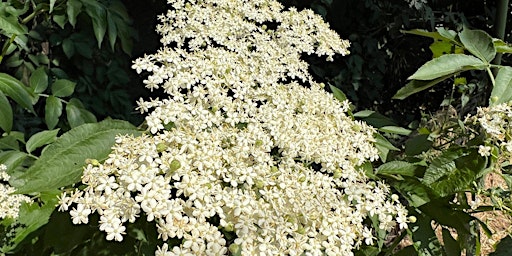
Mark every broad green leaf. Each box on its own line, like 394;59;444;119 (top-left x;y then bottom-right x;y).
393;74;452;100
14;119;141;193
62;38;75;58
353;110;396;128
329;83;347;102
405;134;433;156
107;11;118;51
493;39;512;54
29;67;48;94
49;0;56;13
53;15;67;29
83;0;107;47
374;133;399;162
442;228;461;256
391;178;431;207
429;40;453;58
0;135;19;150
490;235;512;256
409;54;486;81
490;66;512;106
425;150;487;197
66;98;97;128
378;126;412;136
51;79;76;97
25;129;60;154
0;151;27;173
0;91;13;132
436;27;458;42
459;29;496;63
376;161;417;177
45;96;63;129
410;215;444;256
0;191;59;253
67;0;83;27
0;15;27;35
0;73;35;113
422;150;466;185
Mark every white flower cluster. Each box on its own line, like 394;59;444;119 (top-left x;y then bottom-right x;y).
475;102;512;157
60;0;408;255
405;0;428;10
0;164;33;219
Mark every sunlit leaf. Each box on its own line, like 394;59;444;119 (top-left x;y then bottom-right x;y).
408;54;486;81
459;29;496;63
490;66;512;106
25;129;60;154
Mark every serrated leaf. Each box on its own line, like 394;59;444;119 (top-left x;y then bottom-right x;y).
0;91;13;132
51;79;76;97
29;67;48;94
422;150;465;185
391;178;431;207
13;119;141;193
25;129;60;154
83;0;107;48
409;54;486;81
459;29;496;63
379;126;412;136
490;66;512;106
393;74;452;100
0;15;27;35
45;96;63;129
376;161;418;177
0;73;35;113
67;0;82;27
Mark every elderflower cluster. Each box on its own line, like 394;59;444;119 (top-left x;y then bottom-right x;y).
0;164;32;219
60;0;408;255
473;102;512;158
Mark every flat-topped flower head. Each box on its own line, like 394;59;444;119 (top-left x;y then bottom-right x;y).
62;0;408;255
0;164;33;220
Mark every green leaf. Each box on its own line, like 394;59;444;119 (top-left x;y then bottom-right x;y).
29;67;48;94
493;39;512;54
0;150;27;173
354;110;396;128
490;235;512;256
83;0;107;48
49;0;56;13
0;91;13;132
0;15;27;35
429;40;454;58
410;214;444;256
0;191;59;253
45;96;63;129
51;79;76;97
424;150;487;197
67;0;82;27
374;132;399;162
378;126;412;136
329;83;347;102
405;134;433;156
25;129;60;154
376;161;418;177
53;15;67;29
62;38;75;58
409;54;486;81
442;228;461;256
422;150;466;185
459;29;496;63
13;119;141;193
66;98;97;128
393;74;452;100
0;73;35;113
107;11;118;51
490;66;512;106
391;178;431;207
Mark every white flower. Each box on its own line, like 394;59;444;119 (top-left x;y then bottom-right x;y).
478;145;492;157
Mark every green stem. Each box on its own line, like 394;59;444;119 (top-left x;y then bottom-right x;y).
486;67;496;88
493;0;509;68
0;35;17;64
